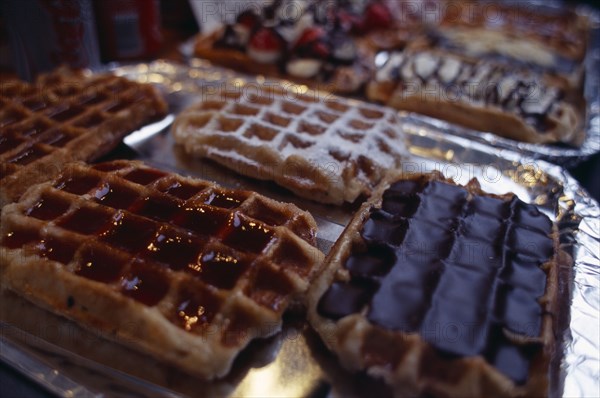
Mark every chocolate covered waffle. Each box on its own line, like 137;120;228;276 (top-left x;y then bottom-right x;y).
308;171;560;397
172;85;406;204
0;68;168;207
193;0;397;93
367;49;584;145
0;160;324;379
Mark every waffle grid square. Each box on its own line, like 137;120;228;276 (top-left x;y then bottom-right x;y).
1;160;324;379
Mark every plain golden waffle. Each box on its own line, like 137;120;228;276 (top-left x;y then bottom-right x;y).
367;49;584;146
308;171;560;397
172;86;406;205
0;68;168;207
0;160;324;379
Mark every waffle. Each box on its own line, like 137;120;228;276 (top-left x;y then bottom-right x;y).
308;171;560;397
172;85;406;205
0;160;324;379
410;1;590;92
421;26;586;93
192;0;390;94
194;29;375;95
0;67;168;207
367;49;584;146
436;2;589;64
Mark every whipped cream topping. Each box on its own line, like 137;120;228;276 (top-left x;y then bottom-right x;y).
437;58;461;84
376;52;404;81
286;58;323;78
377;50;563;132
413;53;439;81
247;47;283;63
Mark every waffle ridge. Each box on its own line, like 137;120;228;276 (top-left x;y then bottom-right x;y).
308;171;560;397
0;160;324;379
0;68;168;206
172;87;406;204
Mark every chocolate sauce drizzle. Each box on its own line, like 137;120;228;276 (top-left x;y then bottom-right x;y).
318;177;553;384
429;31;578;76
379;51;563;133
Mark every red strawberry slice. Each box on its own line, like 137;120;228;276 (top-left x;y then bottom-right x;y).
249;27;286;52
311;41;330;59
295;26;326;48
293;27;330;59
237;10;260;30
362;2;393;31
248;27;286;63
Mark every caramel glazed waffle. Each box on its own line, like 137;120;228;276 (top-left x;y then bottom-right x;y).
0;68;168;207
308;171;561;397
172;86;406;205
0;160;324;379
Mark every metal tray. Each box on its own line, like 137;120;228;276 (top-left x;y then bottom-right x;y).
181;1;600;167
391;1;600;167
1;62;598;398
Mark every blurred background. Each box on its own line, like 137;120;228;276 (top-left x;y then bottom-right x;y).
0;0;200;79
0;0;597;203
1;0;598;77
1;0;597;79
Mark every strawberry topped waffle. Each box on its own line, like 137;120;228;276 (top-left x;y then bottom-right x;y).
194;0;393;93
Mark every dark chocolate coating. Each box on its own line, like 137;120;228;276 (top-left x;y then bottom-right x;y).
318;178;554;384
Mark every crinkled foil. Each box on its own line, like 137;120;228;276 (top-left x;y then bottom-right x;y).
176;1;600;167
1;61;598;397
399;2;600;167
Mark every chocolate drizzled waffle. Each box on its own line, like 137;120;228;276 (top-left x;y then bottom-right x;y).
0;68;168;207
172;86;406;205
0;160;324;379
367;49;584;146
308;172;560;397
382;1;589;90
422;26;586;92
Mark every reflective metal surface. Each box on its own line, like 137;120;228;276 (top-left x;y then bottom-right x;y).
177;1;600;167
0;61;598;398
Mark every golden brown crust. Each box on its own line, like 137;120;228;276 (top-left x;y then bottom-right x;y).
308;171;561;397
376;89;582;146
0;160;324;379
0;68;168;207
172;84;406;205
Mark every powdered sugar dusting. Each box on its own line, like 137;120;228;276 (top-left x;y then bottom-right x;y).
173;85;407;203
